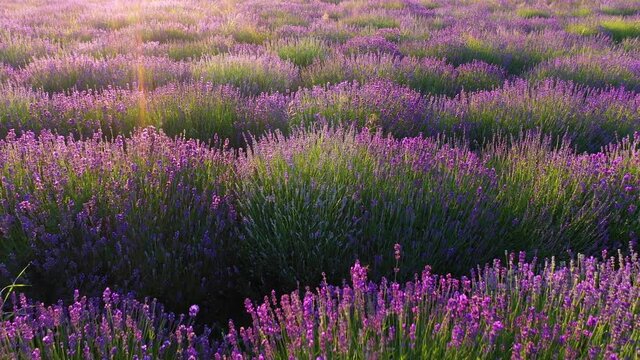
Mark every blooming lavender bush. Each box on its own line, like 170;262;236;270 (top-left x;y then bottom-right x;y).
341;35;403;57
0;34;62;68
302;54;462;95
447;79;640;152
0;128;240;324
16;55;191;93
222;246;640;359
288;80;430;137
529;53;640;90
193;54;300;95
3;248;638;359
454;60;506;92
0;82;289;146
269;37;329;67
1;288;213;359
235;126;640;292
148;81;289;147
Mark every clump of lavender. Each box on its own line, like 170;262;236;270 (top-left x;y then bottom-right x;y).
454;60;506;92
16;55;191;93
219;246;640;359
342;13;400;29
0;81;290;147
193;53;300;95
447;79;640;152
235;125;640;292
301;53;400;88
288;80;429;137
1;288;213;359
303;52;512;95
341;35;403;57
149;81;289;147
2;247;638;359
0;34;62;67
148;82;245;145
302;54;459;95
0;128;239;324
269;37;329;67
416;28;608;74
529;52;640;90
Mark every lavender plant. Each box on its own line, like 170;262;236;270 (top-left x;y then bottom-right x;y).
3;247;638;359
223;246;640;359
235;126;640;292
193;54;300;95
529;53;640;90
0;128;240;324
269;37;329;67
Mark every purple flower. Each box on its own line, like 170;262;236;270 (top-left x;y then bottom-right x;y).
189;305;200;318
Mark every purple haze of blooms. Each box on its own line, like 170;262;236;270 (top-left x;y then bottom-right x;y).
2;247;638;359
341;35;403;57
219;247;639;359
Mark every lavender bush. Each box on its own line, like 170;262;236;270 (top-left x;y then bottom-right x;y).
193;54;300;95
235;126;640;291
0;128;240;324
223;246;640;359
2;247;638;359
16;55;191;93
529;53;640;90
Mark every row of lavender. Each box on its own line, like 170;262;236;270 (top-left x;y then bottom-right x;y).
3;243;639;358
1;46;639;94
0;0;638;154
1;0;638;70
2;78;639;151
2;125;640;325
0;0;638;95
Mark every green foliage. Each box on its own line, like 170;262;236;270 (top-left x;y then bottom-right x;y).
600;20;640;41
271;37;329;67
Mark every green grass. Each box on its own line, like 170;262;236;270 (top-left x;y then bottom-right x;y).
601;5;639;16
565;23;599;36
343;14;400;29
516;8;551;19
600;19;640;41
270;37;329;67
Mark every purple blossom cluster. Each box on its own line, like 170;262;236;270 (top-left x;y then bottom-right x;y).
3;247;638;359
0;76;637;152
0;128;240;325
225;247;639;359
1;287;213;359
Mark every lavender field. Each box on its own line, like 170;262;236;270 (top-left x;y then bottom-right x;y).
0;0;639;358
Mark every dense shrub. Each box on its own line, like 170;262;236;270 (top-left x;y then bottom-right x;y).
529;53;640;90
193;54;300;95
0;129;240;324
235;126;640;291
